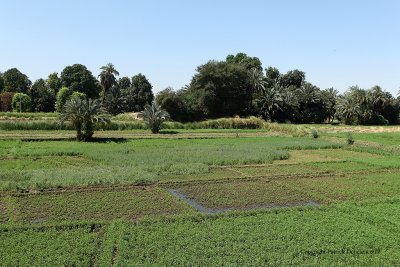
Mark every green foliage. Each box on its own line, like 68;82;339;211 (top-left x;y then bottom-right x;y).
98;63;119;95
279;69;305;88
156;87;188;122
55;87;73;112
0;72;4;93
11;187;193;223
226;52;262;71
0;137;337;190
46;72;62;94
3;68;31;93
0;223;101;266
29;79;56;112
336;86;398;125
70;91;86;101
114;205;400;266
139;101;170;133
347;133;354;145
59;98;109;141
186;60;251;119
60;64;101;98
122;73;154;112
310;128;320;139
102;87;126;115
12;93;32;112
116;76;131;90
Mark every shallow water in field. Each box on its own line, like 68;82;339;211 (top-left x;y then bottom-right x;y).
167;188;320;214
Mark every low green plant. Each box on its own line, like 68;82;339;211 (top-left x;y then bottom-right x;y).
59;98;109;141
139;101;170;133
347;133;354;145
310;128;320;139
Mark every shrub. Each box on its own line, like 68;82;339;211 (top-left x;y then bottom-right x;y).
347;133;354;145
12;93;31;112
138;101;170;133
55;87;73;112
310;128;320;139
59;98;109;141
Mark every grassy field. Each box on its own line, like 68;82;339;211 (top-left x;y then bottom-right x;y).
1;124;400;266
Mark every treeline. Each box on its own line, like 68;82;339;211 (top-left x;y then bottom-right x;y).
0;53;399;125
0;64;154;115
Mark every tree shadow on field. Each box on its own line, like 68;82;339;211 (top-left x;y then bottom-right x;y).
158;130;179;135
87;138;128;143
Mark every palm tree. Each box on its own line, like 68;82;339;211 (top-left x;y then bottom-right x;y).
59;98;109;141
258;86;283;121
98;63;119;95
249;68;266;95
335;97;360;125
138;101;170;133
248;68;266;107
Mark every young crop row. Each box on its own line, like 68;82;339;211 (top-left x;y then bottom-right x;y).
1;199;399;266
107;201;400;266
0;187;194;224
0;222;102;266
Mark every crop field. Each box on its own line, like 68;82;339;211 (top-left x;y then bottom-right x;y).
1;125;400;266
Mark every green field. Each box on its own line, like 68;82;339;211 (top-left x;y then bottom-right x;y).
1;125;400;266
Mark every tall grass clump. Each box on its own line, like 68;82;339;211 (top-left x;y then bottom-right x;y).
263;123;308;137
180;117;265;130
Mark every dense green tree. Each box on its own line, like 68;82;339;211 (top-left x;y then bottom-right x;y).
55;87;73;112
3;68;31;93
47;72;62;94
59;98;108;141
29;79;56;112
139;101;170;133
187;60;250;118
116;77;131;90
60;64;101;98
0;72;4;93
156;87;189;122
103;87;126;115
279;69;305;88
12;93;31;112
122;73;154;112
98;63;119;95
226;53;262;72
264;67;280;89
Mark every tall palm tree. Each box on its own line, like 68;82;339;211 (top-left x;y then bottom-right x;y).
98;63;119;95
248;68;266;95
335;97;360;125
258;86;283;121
59;98;109;141
248;68;266;107
138;101;170;133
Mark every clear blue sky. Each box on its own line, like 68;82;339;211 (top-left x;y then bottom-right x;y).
1;0;399;94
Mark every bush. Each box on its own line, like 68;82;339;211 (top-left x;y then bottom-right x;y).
55;87;73;112
310;128;320;139
347;133;354;145
12;93;31;112
70;91;86;101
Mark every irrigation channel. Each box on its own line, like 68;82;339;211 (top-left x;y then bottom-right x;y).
167;188;320;214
